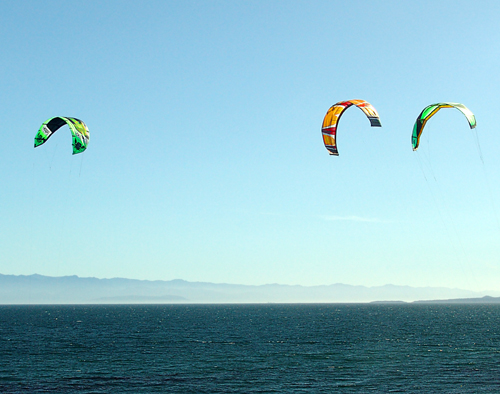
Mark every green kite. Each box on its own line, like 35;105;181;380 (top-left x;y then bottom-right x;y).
34;116;90;155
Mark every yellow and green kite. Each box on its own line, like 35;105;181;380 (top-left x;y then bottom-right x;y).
412;103;476;151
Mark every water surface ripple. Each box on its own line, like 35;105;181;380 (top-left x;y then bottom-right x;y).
1;304;499;392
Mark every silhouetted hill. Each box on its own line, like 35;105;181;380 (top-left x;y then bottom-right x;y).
414;296;500;304
0;274;495;304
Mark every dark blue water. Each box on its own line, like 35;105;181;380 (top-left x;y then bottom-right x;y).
1;304;499;393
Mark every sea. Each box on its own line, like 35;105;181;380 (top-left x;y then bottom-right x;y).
0;304;499;393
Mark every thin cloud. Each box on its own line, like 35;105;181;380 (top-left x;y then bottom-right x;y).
321;215;386;223
260;212;397;224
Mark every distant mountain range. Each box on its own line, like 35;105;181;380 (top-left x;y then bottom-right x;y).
1;274;499;304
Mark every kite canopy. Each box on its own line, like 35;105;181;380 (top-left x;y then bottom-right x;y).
321;99;382;156
412;103;476;151
34;116;90;155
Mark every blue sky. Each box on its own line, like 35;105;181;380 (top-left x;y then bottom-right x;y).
1;0;500;291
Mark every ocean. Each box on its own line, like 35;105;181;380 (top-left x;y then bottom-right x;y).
0;304;499;393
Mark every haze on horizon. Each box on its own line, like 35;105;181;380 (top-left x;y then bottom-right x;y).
1;0;500;293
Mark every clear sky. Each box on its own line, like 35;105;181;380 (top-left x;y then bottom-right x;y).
1;0;500;291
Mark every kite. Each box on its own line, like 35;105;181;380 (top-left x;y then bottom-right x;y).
321;99;382;156
34;116;90;155
412;103;476;151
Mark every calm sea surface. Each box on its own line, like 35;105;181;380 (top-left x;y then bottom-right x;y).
0;304;499;393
